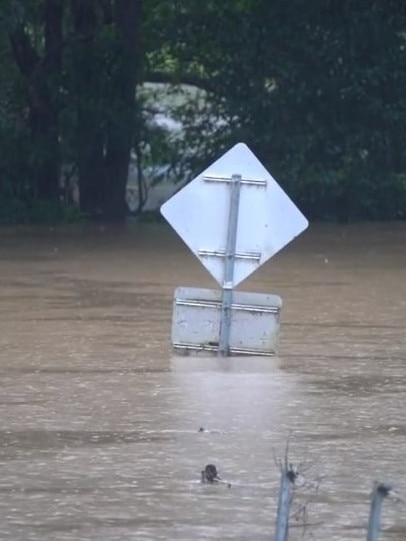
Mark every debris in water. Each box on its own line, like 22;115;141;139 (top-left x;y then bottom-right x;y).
201;464;231;488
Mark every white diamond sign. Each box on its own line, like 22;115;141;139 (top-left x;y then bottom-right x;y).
160;142;308;287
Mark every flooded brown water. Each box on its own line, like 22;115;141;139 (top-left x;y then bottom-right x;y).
0;221;405;540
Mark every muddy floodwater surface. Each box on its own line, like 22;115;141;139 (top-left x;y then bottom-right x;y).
0;221;405;541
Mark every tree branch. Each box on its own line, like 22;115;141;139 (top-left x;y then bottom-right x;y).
9;23;40;77
144;70;213;93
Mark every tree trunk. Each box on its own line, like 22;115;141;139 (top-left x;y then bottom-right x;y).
71;0;105;216
101;0;142;221
71;0;142;221
9;0;63;202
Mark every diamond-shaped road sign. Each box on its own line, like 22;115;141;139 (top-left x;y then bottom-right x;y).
160;143;308;287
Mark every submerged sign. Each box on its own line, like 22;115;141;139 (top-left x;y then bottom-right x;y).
172;287;282;356
161;142;308;356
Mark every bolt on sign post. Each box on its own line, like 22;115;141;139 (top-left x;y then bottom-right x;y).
160;143;308;357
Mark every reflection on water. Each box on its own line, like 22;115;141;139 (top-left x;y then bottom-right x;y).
0;222;405;540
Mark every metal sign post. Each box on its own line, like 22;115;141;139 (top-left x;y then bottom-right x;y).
218;174;241;356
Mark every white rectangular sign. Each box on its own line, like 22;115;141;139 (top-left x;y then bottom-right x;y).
172;287;282;356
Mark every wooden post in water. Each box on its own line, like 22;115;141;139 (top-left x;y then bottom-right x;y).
367;482;391;541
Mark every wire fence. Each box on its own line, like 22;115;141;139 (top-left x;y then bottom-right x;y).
274;461;393;541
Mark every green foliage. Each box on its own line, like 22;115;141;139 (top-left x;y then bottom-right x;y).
0;183;27;224
24;200;81;225
143;0;406;221
0;0;405;222
0;170;82;224
0;0;142;222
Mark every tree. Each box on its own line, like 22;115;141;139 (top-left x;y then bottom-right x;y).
143;0;406;220
8;0;63;202
1;0;406;222
69;0;142;219
1;0;142;221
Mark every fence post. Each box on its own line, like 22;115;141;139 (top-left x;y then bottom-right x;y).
275;466;296;541
367;482;391;541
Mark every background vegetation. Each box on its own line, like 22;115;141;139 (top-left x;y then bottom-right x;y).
0;0;405;223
